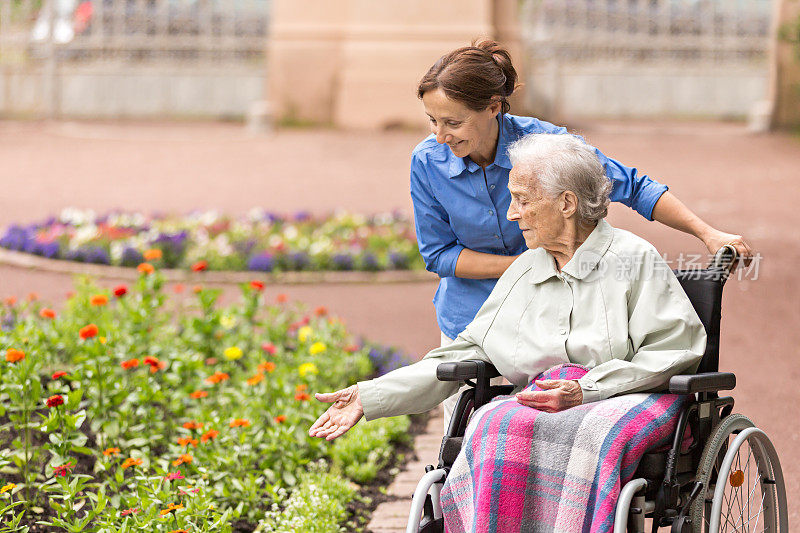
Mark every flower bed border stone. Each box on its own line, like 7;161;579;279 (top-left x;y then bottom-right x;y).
0;248;437;285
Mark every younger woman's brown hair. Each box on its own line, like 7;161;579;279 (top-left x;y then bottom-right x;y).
417;38;518;114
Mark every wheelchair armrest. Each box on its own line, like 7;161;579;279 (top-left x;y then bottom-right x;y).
668;372;736;394
436;360;501;382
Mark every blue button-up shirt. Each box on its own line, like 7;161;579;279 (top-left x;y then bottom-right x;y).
410;113;669;340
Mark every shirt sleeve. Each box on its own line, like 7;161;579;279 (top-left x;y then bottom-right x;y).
531;117;668;221
357;332;492;420
409;155;464;278
577;250;706;403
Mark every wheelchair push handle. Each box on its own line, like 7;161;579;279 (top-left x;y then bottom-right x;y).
710;244;738;273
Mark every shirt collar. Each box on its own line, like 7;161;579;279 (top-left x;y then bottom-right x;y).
448;114;514;178
528;219;614;284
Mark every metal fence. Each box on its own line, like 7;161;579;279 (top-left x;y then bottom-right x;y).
521;0;773;65
0;0;270;64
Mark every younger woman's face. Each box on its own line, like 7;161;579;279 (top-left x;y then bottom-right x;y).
421;88;500;160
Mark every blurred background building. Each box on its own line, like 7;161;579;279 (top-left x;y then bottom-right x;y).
0;0;797;128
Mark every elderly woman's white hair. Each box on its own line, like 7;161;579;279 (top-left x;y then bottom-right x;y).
507;133;612;225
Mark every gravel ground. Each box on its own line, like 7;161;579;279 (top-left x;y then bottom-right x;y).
1;118;799;526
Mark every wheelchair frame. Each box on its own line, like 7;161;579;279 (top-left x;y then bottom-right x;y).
406;246;787;533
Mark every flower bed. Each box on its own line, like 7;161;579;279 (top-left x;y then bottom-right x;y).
0;209;425;273
0;268;413;532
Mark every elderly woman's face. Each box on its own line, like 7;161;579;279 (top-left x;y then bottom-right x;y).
421;88;499;159
506;167;565;250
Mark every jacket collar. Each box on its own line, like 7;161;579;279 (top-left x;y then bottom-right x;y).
448;114;514;178
528;219;614;284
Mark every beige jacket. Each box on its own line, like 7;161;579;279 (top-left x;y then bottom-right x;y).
358;220;706;421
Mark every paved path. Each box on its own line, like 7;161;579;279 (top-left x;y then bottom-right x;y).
1;119;799;527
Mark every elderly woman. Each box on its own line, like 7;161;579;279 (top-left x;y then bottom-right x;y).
309;133;706;530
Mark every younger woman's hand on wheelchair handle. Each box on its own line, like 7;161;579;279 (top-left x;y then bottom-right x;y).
309;384;364;441
515;379;583;413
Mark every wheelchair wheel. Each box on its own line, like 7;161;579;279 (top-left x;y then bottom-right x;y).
689;414;787;532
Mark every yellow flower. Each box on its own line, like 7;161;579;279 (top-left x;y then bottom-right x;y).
223;346;243;360
297;326;313;343
99;336;107;345
309;342;327;356
220;315;237;329
298;362;319;377
0;483;15;494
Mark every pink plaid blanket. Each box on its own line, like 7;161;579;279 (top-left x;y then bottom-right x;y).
440;364;685;532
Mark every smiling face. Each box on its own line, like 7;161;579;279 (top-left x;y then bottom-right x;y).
506;166;565;250
421;88;501;163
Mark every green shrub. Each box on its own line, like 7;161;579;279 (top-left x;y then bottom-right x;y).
330;416;411;484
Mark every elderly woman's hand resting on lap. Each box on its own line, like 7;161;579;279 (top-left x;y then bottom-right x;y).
309;385;364;441
516;379;583;412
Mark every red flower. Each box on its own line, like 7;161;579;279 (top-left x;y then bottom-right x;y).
249;280;265;291
39;308;57;319
46;395;64;408
120;507;139;517
273;415;287;424
182;421;203;430
51;371;68;380
173;283;185;294
344;344;359;353
276;293;288;303
261;343;277;355
294;392;311;402
191;260;208;272
190;390;208;399
52;462;74;477
121;358;139;369
79;323;99;340
113;285;128;297
314;306;328;316
4;296;16;307
143;356;165;373
165;471;184;481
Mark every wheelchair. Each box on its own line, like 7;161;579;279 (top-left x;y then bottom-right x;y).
406;246;787;533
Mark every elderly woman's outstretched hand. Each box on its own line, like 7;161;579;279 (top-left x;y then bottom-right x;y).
516;379;583;413
308;385;364;441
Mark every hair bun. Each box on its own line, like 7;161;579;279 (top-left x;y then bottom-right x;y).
472;38;517;99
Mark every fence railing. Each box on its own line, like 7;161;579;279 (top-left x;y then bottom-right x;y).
0;0;270;64
520;0;773;64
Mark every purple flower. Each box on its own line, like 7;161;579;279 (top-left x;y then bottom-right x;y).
247;253;275;272
121;247;144;267
331;254;354;271
63;248;86;262
85;246;110;265
389;252;410;269
293;211;312;222
360;253;381;271
0;226;35;251
289;252;310;271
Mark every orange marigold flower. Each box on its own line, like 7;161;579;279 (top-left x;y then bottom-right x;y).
79;323;99;340
229;418;251;428
4;296;17;307
113;285;128;297
168;529;189;533
273;415;287;424
52;371;68;380
39;308;57;319
295;392;311;402
121;457;142;470
314;306;328;316
276;293;288;303
137;262;155;275
172;454;193;467
103;447;121;456
191;260;208;272
46;395;64;408
205;371;229;384
182;421;203;430
296;383;308;393
27;292;39;302
121;358;139;369
249;280;265;291
159;503;184;516
173;283;185;294
192;285;203;294
5;348;25;363
201;429;219;442
190;390;208;399
176;437;199;448
246;373;264;386
258;361;276;373
143;248;163;261
90;294;108;306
